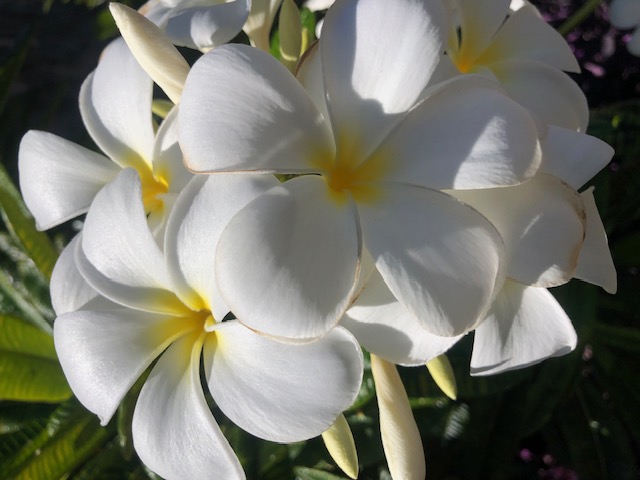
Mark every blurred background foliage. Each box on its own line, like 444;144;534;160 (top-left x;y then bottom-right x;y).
1;0;639;478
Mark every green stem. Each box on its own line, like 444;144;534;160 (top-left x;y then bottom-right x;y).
558;0;603;36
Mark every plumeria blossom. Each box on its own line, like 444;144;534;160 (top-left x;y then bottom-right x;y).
179;0;542;341
139;0;251;51
445;0;588;132
54;169;363;480
18;37;191;233
609;0;640;56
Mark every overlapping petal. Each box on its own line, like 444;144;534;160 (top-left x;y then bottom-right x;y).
320;0;447;161
359;184;505;336
179;44;333;174
490;60;589;132
470;281;577;375
452;174;586;287
79;38;154;169
204;321;363;442
454;0;512;60
343;269;461;366
133;333;245;480
152;107;192;194
78;169;186;314
540;125;614;190
50;235;97;315
574;188;617;294
54;308;195;425
378;76;541;190
164;173;279;314
18;131;119;230
215;175;361;339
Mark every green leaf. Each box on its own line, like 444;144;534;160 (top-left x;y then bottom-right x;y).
0;163;58;280
293;466;349;480
0;267;52;333
593;323;640;355
0;314;71;402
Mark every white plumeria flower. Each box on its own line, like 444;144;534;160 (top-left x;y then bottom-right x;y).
445;0;589;132
18;37;191;232
54;169;364;480
139;0;251;51
179;0;542;340
609;0;640;56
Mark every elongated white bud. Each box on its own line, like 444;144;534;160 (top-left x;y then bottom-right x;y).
370;354;425;480
109;2;190;104
322;413;359;479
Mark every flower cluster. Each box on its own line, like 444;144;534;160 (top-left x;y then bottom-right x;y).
18;0;616;478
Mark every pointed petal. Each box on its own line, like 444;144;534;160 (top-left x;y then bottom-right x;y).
296;41;331;128
133;334;245;480
452;174;585;287
574;188;617;294
164;174;279;314
540;125;614;190
18;130;119;230
380;75;540;190
359;184;506;336
163;0;250;51
79;38;155;168
491;59;588;132
110;3;190;104
370;355;425;480
321;0;447;161
204;321;362;442
215;175;360;339
482;6;580;72
471;281;577;375
50;235;97;315
343;269;461;366
455;0;512;61
79;169;186;314
179;44;332;173
54;308;195;425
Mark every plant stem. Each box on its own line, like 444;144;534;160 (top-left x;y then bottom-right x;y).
558;0;603;36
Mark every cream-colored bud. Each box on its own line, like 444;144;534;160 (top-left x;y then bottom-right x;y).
426;354;458;400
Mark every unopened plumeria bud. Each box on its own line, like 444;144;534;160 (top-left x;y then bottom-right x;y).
279;0;302;72
243;0;284;52
110;2;189;104
370;354;425;480
322;413;359;479
426;354;457;400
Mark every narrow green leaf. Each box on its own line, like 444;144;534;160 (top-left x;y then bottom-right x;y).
0;163;58;279
0;268;52;333
293;466;349;480
593;323;640;355
0;315;70;402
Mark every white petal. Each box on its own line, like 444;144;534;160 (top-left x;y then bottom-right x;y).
79;38;155;168
179;44;333;173
627;28;640;56
164;174;279;315
54;308;194;425
452;174;585;287
609;0;640;29
204;321;362;442
483;6;580;72
471;281;577;375
320;0;447;161
50;235;97;315
359;184;506;336
370;355;425;480
490;59;588;132
151;107;192;194
541;126;614;190
163;0;250;50
18;130;119;230
343;269;461;366
296;41;331;131
380;75;540;190
305;0;335;11
133;334;245;480
110;3;190;105
455;0;512;61
216;175;360;339
574;188;617;294
79;169;186;314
